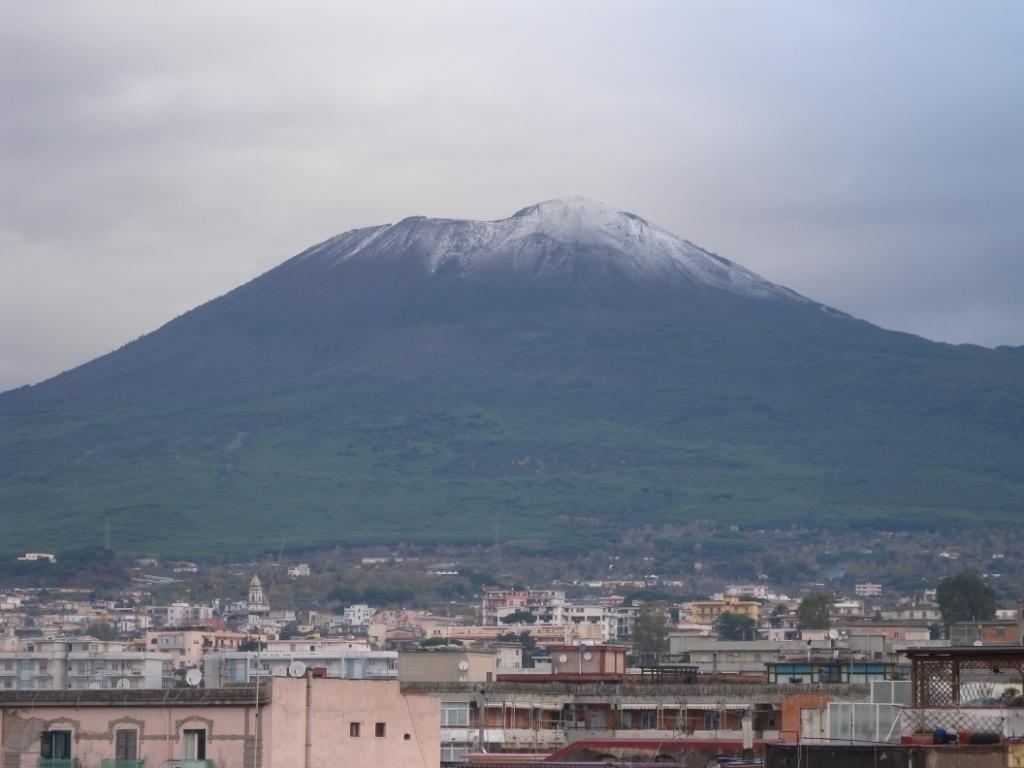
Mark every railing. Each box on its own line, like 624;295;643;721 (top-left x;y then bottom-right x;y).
900;707;1020;739
101;760;146;768
37;760;80;768
163;761;213;768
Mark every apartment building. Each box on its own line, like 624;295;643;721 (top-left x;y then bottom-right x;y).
139;628;249;670
202;647;397;686
0;636;172;690
0;678;438;768
404;678;869;763
688;596;761;625
481;589;566;626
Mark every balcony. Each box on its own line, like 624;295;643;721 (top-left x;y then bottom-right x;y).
37;760;80;768
163;761;213;768
101;761;146;768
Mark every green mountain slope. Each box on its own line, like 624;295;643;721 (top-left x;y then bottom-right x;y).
1;200;1022;558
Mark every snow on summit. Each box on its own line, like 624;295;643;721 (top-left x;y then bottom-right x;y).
301;197;807;302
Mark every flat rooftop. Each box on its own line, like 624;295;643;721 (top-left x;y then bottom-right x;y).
0;686;270;707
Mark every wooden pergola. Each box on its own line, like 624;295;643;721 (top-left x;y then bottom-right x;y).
906;646;1024;707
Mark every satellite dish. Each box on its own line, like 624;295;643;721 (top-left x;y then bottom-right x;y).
116;678;131;689
827;629;840;640
185;669;203;687
457;660;470;671
582;651;593;661
558;654;569;663
288;661;307;678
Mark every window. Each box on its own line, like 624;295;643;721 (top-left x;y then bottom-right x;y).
40;730;72;760
375;722;386;738
703;712;721;730
183;728;206;760
349;722;360;737
115;729;138;760
441;701;470;727
441;744;470;763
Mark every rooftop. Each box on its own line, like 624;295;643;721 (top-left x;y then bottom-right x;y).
0;686;270;707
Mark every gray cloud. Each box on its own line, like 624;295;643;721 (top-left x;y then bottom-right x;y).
2;1;1022;390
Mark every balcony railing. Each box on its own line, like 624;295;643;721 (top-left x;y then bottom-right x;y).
163;761;213;768
101;760;146;768
37;760;79;768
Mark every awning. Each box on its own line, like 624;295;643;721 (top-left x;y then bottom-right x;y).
496;700;565;709
682;703;751;711
620;702;660;710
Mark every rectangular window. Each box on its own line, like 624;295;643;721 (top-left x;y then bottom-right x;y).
350;722;360;737
703;712;721;730
441;744;470;763
40;730;72;760
441;702;470;727
183;728;206;760
115;729;138;760
375;722;386;738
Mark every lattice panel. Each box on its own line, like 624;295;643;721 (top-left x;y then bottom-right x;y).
914;658;956;707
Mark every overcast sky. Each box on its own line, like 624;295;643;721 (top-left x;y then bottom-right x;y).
2;1;1022;391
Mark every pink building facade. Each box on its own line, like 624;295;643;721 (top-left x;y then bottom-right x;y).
0;677;438;768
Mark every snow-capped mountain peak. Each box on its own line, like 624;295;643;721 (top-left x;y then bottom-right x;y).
300;198;806;302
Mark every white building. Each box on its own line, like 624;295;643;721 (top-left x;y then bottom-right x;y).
17;553;56;563
855;583;883;598
0;637;172;690
342;604;376;627
287;563;311;578
725;584;770;599
147;602;214;628
202;647;397;686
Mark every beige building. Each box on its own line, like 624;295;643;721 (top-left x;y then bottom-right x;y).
399;649;497;683
0;677;438;768
139;629;249;670
548;644;627;677
689;596;761;625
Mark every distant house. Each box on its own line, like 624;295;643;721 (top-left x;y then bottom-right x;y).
689;596;761;625
854;583;882;598
950;619;1022;646
16;552;56;563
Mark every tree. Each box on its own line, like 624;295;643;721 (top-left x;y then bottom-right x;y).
936;572;996;629
631;603;670;662
84;621;116;641
715;612;756;641
797;592;833;629
499;609;537;625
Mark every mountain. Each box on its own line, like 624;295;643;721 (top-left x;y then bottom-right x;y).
1;198;1022;559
